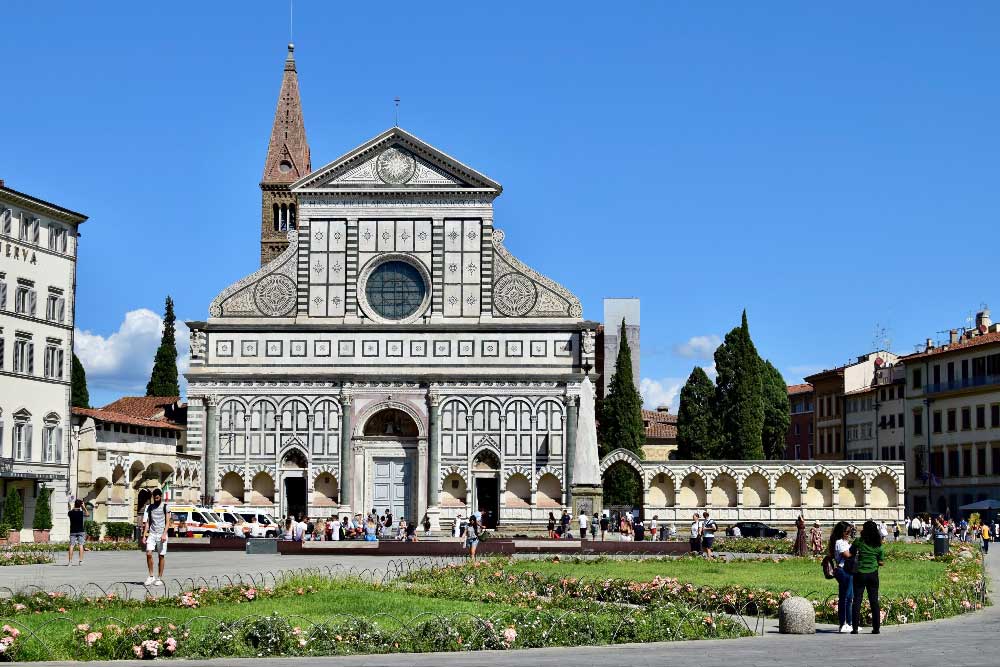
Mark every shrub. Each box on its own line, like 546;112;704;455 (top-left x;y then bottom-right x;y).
84;520;102;541
3;490;23;532
32;488;52;530
0;524;9;539
104;522;134;541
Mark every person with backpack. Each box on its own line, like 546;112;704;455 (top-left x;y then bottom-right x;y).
599;512;609;541
701;511;717;557
823;521;855;634
851;520;886;634
140;488;172;587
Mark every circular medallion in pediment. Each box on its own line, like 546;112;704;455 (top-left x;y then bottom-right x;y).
376;146;417;184
254;274;296;317
493;273;537;317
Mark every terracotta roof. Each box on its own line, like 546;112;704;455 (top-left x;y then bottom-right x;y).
72;407;184;431
904;331;1000;361
262;44;310;183
100;396;181;421
787;383;813;396
642;409;677;439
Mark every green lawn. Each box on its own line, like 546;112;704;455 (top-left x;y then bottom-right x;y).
506;555;946;599
10;585;519;661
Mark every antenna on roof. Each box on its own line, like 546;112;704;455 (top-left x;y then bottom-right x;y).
394;97;400;127
872;323;891;353
289;0;294;43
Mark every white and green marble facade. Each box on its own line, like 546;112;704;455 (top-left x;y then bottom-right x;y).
186;128;596;528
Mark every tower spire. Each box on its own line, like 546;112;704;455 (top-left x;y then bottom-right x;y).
262;43;311;184
260;43;311;265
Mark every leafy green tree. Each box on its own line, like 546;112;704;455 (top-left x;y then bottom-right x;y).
32;488;52;530
3;489;24;531
146;296;180;397
676;366;720;459
71;353;90;408
713;310;765;459
598;319;646;506
761;360;791;459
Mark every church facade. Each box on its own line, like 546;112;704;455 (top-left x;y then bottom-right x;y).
185;45;595;529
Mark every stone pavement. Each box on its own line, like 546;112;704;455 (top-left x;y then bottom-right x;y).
19;550;1000;666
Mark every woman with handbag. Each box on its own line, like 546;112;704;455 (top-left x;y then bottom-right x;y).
851;520;886;634
826;521;854;633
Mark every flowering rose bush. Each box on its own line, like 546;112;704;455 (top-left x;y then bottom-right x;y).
0;624;22;662
71;622;184;661
0;549;53;566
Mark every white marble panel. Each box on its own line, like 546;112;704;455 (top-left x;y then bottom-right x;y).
359;220;377;252
414;220;432;252
328;253;346;283
444;252;462;285
462;284;480;317
308;286;326;317
443;283;462;317
309;253;328;285
309;220;329;252
327;286;346;316
444;219;462;251
377;220;395;251
462;220;481;252
462;253;481;285
329;221;347;251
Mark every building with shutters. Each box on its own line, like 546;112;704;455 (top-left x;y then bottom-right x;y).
0;180;86;541
185;45;596;530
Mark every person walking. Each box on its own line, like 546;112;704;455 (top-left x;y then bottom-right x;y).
827;521;854;633
67;499;88;566
590;513;598;540
809;520;824;556
466;515;481;561
793;514;808;557
599;512;609;541
851;520;885;635
140;488;171;587
981;522;991;553
578;510;589;540
701;511;716;557
364;517;378;542
892;521;900;542
547;512;557;539
689;513;702;554
422;513;431;536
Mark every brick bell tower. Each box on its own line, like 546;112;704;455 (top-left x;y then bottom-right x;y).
260;43;311;265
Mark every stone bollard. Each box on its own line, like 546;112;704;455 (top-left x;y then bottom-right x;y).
778;596;816;634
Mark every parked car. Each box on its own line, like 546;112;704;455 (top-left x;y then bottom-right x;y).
726;521;787;539
167;506;235;537
234;509;282;538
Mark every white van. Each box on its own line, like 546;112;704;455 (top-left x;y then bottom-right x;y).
234;509;281;538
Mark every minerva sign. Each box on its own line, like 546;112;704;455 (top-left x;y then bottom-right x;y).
1;240;39;264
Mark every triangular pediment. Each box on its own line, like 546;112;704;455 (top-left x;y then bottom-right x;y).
292;127;502;194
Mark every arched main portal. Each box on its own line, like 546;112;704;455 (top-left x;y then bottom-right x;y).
359;406;421;524
280;447;308;519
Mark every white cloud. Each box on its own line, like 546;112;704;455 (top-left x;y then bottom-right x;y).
673;334;721;360
703;363;718;381
787;364;824;381
75;308;190;400
640;377;684;412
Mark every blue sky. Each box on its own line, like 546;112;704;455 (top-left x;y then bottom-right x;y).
3;2;998;408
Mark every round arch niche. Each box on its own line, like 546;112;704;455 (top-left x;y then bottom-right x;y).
362;408;419;438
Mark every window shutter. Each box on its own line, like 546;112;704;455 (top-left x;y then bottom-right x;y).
0;282;6;310
55;427;63;463
61;230;67;253
26;424;32;460
0;419;4;454
1;208;10;235
28;290;36;317
57;298;65;322
27;342;34;374
31;219;39;243
58;349;64;379
44;348;50;378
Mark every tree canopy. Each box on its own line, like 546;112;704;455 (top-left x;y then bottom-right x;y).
146;296;180;397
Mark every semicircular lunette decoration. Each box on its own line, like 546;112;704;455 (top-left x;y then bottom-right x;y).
491;229;582;318
209;231;298;318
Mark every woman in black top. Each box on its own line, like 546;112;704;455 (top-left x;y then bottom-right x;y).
547;512;557;538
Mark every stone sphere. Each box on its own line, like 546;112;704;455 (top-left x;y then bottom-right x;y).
778;596;816;634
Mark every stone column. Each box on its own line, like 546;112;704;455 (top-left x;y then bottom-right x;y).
426;394;442;531
338;394;353;513
564;395;578;501
203;396;218;506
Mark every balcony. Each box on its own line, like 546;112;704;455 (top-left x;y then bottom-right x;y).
924;374;1000;395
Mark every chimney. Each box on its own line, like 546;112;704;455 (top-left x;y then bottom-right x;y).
949;329;958;345
656;404;671;414
976;309;992;331
925;338;934;352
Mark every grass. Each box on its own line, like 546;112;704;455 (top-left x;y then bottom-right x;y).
505;548;945;599
8;584;518;661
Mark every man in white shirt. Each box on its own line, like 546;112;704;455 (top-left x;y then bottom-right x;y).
731;524;742;538
701;511;717;558
578;511;589;540
689;513;702;554
293;514;307;542
330;517;341;541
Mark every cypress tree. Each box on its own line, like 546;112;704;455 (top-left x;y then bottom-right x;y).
3;489;24;531
146;296;180;397
598;319;646;506
713;310;765;459
71;353;90;408
32;488;52;530
676;366;719;459
761;360;791;459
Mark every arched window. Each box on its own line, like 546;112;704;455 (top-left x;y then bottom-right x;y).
272;203;280;232
43;412;62;463
219;401;247;457
312;400;340;455
280;400;309;446
503;399;532;457
440;400;468;457
288;204;296;230
362;408;418;437
535;401;564;459
13;409;32;461
249;400;277;457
